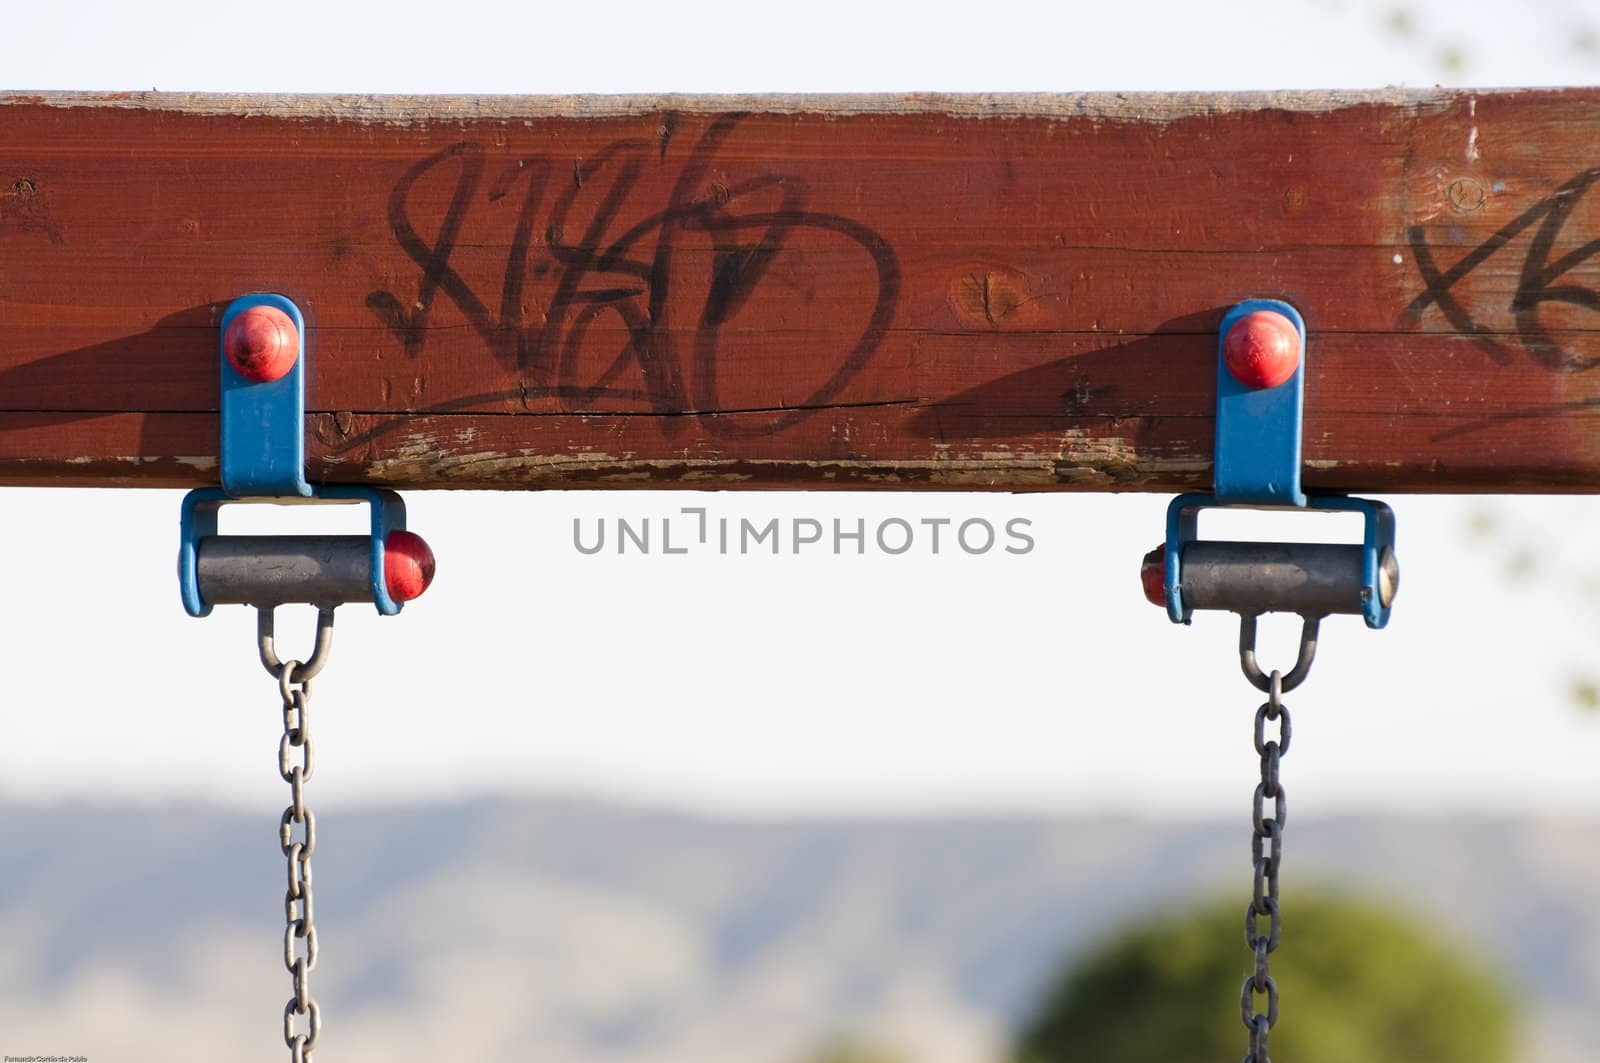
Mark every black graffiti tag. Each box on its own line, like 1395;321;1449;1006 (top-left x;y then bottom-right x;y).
1405;167;1600;371
365;115;900;438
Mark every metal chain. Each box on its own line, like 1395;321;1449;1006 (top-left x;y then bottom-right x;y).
1240;668;1291;1063
278;660;322;1063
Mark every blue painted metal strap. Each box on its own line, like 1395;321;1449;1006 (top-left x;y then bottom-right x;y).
220;293;311;498
1213;299;1307;507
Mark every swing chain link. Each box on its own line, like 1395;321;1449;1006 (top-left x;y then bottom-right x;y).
1240;668;1291;1063
279;659;322;1063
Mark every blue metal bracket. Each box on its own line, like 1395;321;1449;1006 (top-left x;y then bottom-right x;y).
179;486;408;618
220;293;311;498
1163;492;1397;628
1214;299;1306;507
179;294;410;618
1160;299;1396;630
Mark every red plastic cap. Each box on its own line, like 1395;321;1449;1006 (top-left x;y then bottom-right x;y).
1223;310;1300;390
384;530;436;603
224;305;299;383
1140;544;1166;607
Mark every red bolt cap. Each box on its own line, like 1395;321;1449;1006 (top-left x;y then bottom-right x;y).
224;305;299;384
1223;310;1300;390
384;530;436;603
1140;544;1166;607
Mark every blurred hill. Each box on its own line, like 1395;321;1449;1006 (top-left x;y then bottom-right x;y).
0;800;1593;1062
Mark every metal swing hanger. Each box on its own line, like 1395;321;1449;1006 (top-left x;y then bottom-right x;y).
178;294;436;641
1138;298;1399;1063
1140;298;1400;682
177;293;437;1063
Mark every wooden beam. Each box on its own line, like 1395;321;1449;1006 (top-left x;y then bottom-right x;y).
3;89;1599;492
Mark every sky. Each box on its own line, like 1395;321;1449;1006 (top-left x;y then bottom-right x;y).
2;0;1599;819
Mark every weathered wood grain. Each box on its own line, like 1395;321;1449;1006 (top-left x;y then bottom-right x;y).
2;89;1598;491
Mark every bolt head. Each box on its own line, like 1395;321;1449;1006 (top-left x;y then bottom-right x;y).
1224;310;1301;390
1140;544;1167;607
224;305;299;384
1378;546;1400;608
384;530;436;603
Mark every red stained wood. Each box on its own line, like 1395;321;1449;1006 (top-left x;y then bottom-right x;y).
2;89;1599;492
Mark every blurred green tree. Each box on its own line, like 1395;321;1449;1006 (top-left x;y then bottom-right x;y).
1014;892;1513;1063
802;1038;907;1063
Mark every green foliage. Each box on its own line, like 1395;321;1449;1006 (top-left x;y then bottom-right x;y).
802;1037;907;1063
1014;891;1513;1063
1571;677;1600;712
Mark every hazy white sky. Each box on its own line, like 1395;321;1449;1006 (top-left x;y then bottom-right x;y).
3;0;1598;818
